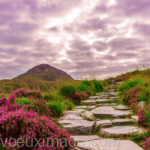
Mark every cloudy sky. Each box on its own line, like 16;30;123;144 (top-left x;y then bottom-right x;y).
0;0;150;79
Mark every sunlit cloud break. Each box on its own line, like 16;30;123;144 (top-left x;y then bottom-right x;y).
0;0;150;79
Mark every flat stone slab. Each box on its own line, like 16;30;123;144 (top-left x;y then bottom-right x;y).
96;92;107;96
98;103;116;106
95;99;111;103
75;106;87;109
73;109;85;112
87;105;97;110
112;119;136;125
77;139;144;150
89;96;100;99
92;106;115;113
82;100;96;105
113;105;130;110
60;114;84;120
108;92;117;97
94;110;132;119
58;120;95;135
71;135;100;142
99;126;138;137
63;111;81;116
96;120;112;129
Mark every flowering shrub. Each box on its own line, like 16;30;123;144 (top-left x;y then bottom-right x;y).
142;137;150;150
28;95;37;100
71;92;81;101
0;108;75;149
138;105;150;127
86;91;91;96
12;88;43;99
0;95;75;149
79;92;89;100
28;99;52;116
130;98;138;109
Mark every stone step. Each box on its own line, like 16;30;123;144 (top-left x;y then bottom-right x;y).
91;106;115;112
87;105;97;110
108;92;118;97
113;105;130;110
77;139;144;150
59;114;84;120
96;92;107;96
89;96;100;99
98;103;117;106
95;99;112;103
94;110;132;119
63;111;82;116
95;120;112;129
58;120;95;135
71;135;100;142
82;100;96;105
99;126;139;137
112;119;136;125
75;106;87;109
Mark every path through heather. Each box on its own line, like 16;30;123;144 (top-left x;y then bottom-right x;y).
58;82;145;150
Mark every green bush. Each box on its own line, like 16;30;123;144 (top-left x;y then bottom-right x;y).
43;93;55;102
119;78;145;94
47;102;64;117
77;84;87;92
92;80;103;92
16;97;30;105
63;100;75;110
82;80;92;87
60;85;76;97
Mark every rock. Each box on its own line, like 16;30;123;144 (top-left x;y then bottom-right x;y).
94;110;132;119
138;101;145;109
99;126;138;137
95;99;112;103
82;100;96;105
113;105;130;110
87;105;97;110
73;109;86;112
58;120;95;135
138;127;148;134
132;116;138;122
109;97;117;100
75;106;87;109
89;96;100;99
71;135;100;142
84;111;95;121
77;139;144;150
59;114;84;120
108;92;117;97
112;119;136;125
98;103;116;106
63;111;81;116
96;92;106;96
91;106;114;113
95;120;112;129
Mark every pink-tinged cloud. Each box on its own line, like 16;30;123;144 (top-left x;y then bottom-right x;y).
0;0;150;79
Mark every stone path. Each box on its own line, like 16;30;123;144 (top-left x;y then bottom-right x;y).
58;82;145;150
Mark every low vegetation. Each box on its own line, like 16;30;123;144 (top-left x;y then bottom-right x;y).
0;76;106;149
106;67;150;150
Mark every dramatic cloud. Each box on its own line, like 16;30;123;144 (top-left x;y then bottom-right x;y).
0;0;150;79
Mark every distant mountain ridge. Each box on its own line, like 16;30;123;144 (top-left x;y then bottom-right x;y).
14;64;73;81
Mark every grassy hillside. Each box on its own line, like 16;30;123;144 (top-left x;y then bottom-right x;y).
14;71;73;81
1;66;150;149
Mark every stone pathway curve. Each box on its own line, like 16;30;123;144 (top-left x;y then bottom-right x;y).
58;82;145;150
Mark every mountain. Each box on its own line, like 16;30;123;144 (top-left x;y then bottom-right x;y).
14;64;73;81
